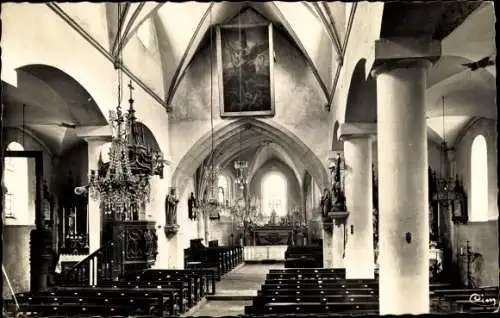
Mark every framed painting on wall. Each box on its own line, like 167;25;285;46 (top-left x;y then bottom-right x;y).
216;23;275;117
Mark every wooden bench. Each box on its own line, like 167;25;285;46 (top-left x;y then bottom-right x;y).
251;294;378;305
264;280;379;289
284;246;323;269
97;280;188;313
269;268;346;275
10;287;176;317
258;287;378;296
245;301;379;314
53;286;178;316
184;239;243;280
140;268;217;296
431;287;499;313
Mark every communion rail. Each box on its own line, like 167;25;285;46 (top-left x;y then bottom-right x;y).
60;237;124;286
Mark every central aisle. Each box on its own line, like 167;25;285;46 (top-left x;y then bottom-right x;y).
186;263;284;317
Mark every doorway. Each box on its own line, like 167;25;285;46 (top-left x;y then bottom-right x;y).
2;149;44;298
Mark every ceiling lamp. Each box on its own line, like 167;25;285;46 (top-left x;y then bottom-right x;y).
234;160;249;190
431;96;467;223
87;6;164;220
202;7;221;221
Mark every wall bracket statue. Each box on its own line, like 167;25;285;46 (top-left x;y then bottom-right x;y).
164;188;180;238
322;153;349;231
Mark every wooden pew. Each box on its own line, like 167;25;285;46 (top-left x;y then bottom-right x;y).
258;287;378;297
55;286;178;316
284;246;323;269
245;301;379;315
10;287;177;317
98;280;187;313
264;279;379;289
138;271;201;307
431;286;499;313
184;239;243;280
251;294;378;306
269;268;346;275
140;268;217;296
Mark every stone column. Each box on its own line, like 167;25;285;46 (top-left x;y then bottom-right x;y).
370;37;440;315
322;229;333;268
341;124;376;279
331;223;345;268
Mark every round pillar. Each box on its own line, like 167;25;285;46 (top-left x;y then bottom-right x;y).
344;136;375;279
373;59;431;315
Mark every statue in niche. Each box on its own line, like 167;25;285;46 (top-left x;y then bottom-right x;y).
188;192;198;221
320;188;333;218
165;188;179;226
331;155;346;212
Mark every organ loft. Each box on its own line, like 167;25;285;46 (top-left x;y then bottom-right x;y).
1;1;498;317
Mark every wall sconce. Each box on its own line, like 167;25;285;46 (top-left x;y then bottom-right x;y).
405;232;412;244
350;225;354;234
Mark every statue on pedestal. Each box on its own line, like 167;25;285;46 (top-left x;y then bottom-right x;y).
188;192;198;220
331;154;346;212
164;188;180;238
320;188;332;218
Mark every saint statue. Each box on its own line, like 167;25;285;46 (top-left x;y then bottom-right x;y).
165;188;179;226
331;155;347;212
188;192;197;220
320;188;333;217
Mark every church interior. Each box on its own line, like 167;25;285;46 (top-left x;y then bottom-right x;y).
1;1;498;317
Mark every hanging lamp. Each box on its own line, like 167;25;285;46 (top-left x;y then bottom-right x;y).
87;3;164;221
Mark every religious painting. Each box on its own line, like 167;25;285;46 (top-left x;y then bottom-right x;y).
216;23;275;117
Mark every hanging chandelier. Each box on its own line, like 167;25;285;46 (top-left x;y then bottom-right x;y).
87;36;164;220
88;77;164;220
202;7;221;221
234;160;248;190
432;96;462;206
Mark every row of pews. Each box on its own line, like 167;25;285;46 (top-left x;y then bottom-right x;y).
245;268;379;315
6;268;217;317
245;267;500;315
431;285;499;313
184;239;243;280
5;239;244;317
284;245;323;268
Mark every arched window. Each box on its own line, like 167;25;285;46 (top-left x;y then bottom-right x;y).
261;171;288;219
470;135;488;222
218;175;230;205
4;142;30;224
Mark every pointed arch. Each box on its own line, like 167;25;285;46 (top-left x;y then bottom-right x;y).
470;134;488;222
172;118;329;199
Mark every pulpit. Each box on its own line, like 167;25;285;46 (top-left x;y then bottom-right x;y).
108;221;158;274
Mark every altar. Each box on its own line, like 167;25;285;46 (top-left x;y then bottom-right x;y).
243;224;307;247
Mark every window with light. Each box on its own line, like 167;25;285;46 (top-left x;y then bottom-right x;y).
4;142;30;224
261;171;287;217
470;134;488;222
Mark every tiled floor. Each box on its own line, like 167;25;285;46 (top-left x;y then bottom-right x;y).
187;263;284;316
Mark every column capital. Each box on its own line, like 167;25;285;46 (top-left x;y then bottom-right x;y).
339;123;376;140
368;36;441;78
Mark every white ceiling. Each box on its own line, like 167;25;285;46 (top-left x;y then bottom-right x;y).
3;2;496;156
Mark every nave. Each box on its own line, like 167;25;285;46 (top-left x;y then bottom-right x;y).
2;1;499;317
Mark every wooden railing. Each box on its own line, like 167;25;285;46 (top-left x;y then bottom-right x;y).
59;236;124;286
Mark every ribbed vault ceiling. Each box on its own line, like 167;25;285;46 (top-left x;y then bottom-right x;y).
53;1;347;106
